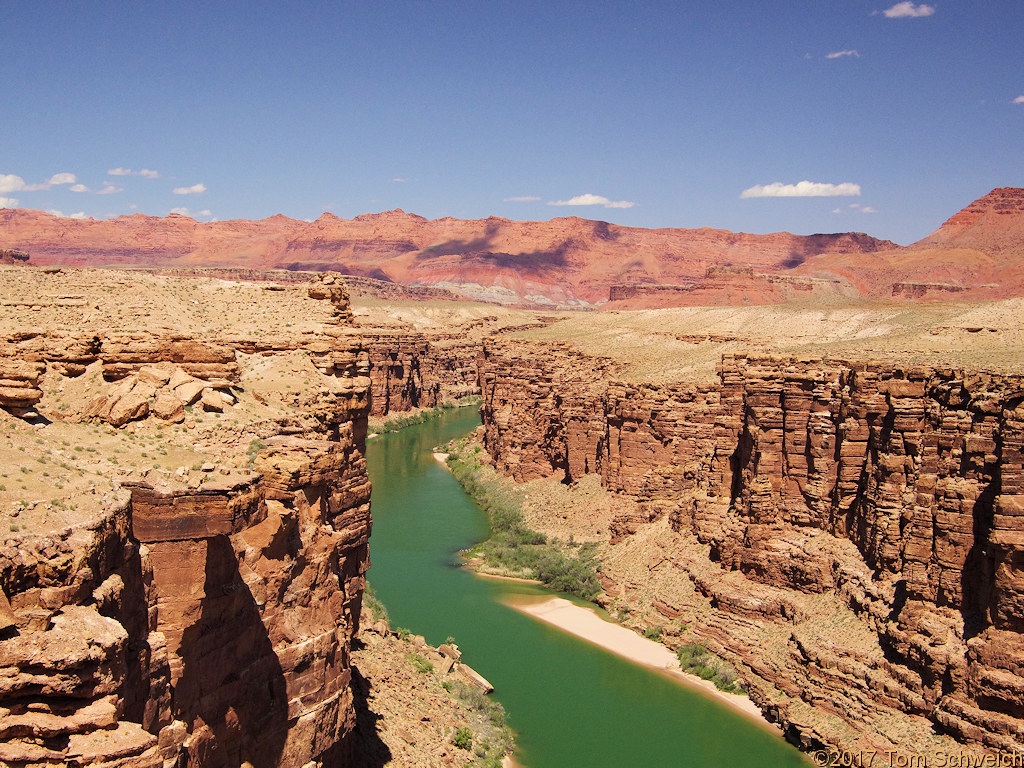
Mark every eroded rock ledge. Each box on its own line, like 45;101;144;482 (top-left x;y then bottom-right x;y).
0;271;373;767
477;339;1024;755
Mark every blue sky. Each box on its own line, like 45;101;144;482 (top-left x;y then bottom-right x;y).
2;1;1021;244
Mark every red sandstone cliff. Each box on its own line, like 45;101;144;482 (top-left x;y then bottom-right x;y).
0;275;373;767
0;207;899;307
477;340;1024;755
796;188;1024;300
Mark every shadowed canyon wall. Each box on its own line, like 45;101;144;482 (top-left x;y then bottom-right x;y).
477;340;1024;754
0;280;373;767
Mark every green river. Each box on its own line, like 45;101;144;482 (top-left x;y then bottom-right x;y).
365;406;810;768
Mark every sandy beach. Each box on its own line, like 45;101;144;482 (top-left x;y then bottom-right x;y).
510;596;768;726
432;451;449;463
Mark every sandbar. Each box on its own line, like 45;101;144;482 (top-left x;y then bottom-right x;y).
510;596;768;725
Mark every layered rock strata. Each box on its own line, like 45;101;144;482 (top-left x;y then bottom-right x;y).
0;249;29;265
358;329;481;417
477;340;1024;755
0;272;374;767
0;205;902;306
607;267;851;308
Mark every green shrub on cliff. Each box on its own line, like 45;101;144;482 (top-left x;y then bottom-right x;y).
676;643;744;694
453;727;473;750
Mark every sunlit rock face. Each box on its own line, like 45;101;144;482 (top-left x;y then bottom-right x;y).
0;270;372;767
478;339;1024;754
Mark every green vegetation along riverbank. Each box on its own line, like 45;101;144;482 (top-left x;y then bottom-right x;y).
444;437;602;601
368;397;481;435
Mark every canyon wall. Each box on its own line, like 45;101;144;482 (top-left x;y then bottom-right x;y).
606;267;851;308
361;331;482;417
0;278;373;766
477;340;1024;755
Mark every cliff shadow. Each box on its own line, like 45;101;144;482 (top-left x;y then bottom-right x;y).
341;663;392;768
961;477;997;640
415;220;573;275
173;535;288;768
417;220;503;260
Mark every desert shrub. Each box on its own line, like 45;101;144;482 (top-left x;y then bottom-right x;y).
246;438;266;466
453;727;473;750
362;583;390;624
676;643;744;694
409;653;433;674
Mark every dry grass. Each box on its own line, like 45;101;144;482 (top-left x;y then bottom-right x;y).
0;267;358;537
351;293;1024;384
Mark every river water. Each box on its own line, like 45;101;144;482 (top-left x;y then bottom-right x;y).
365;407;810;768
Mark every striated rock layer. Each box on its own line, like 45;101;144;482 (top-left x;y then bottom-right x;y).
0;273;374;767
0;206;899;307
796;188;1024;301
477;339;1024;755
361;331;481;417
6;188;1024;306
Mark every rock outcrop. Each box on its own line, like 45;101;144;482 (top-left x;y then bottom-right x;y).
359;331;481;417
477;339;1024;755
796;188;1024;301
0;272;374;767
0;249;29;265
606;267;852;308
6;189;1024;306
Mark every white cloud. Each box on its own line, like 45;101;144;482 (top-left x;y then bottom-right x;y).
548;193;636;209
69;212;88;219
0;196;19;208
5;171;78;192
1014;96;1024;104
741;181;861;198
169;207;192;215
197;209;212;216
881;2;935;18
504;196;541;202
0;174;26;194
173;183;206;195
391;177;409;183
826;50;859;59
108;167;160;178
46;209;88;219
97;183;123;195
836;202;879;214
70;184;90;193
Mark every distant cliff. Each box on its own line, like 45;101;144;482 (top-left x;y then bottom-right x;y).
0;206;900;307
